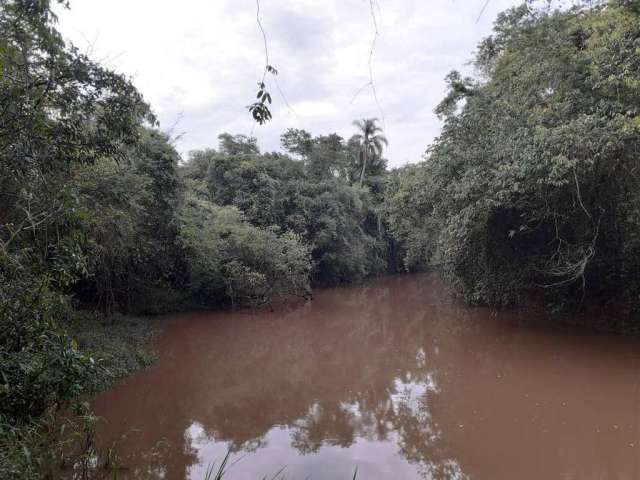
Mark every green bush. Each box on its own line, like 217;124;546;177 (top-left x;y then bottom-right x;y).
387;2;640;309
186;142;389;286
0;252;95;423
180;197;312;307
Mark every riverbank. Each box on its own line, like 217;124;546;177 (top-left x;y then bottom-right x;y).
0;311;161;479
4;275;640;480
4;272;639;479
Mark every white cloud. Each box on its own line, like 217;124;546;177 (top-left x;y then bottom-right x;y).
56;0;521;166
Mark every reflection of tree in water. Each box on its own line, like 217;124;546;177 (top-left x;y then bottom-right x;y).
290;402;357;454
120;275;639;478
97;274;588;479
285;365;469;479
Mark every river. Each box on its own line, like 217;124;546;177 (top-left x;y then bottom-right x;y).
92;273;640;479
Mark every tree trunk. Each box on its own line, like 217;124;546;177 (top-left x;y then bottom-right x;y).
359;147;368;187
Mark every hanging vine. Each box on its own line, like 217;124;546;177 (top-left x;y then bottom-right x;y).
247;0;277;125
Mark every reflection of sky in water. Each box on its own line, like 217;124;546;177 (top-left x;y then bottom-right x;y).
392;375;439;414
183;370;468;480
92;274;640;480
184;422;460;480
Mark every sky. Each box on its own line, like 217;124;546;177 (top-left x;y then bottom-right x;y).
55;0;521;167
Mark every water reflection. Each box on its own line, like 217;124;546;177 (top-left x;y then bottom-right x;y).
93;274;640;479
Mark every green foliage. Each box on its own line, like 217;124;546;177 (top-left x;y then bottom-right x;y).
2;411;123;479
179;197;311;307
186;139;390;286
71;130;185;314
0;312;157;479
0;0;160;312
0;2;171;476
218;132;260;155
7;0;640;475
0;253;95;422
281;128;314;157
65;311;159;390
351;118;389;187
387;1;640;308
0;0;152;272
384;165;438;271
248;65;278;124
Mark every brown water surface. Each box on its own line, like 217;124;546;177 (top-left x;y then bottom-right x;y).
93;274;640;479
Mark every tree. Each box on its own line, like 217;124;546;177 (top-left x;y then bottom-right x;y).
386;1;640;308
71;129;185;314
217;133;259;155
185;137;390;285
280;128;314;157
0;0;153;472
351;119;388;187
179;197;311;307
281;129;350;180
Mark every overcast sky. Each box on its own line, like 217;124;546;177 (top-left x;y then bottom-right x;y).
56;0;521;167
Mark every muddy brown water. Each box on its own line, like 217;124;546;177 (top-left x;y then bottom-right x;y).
92;273;640;480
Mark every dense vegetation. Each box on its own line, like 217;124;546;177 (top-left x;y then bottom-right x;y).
387;0;640;310
0;2;394;474
1;0;638;477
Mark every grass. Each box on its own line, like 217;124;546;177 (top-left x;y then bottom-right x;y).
0;310;160;479
65;310;160;391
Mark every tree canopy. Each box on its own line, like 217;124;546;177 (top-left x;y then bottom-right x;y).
386;0;640;306
2;0;640;476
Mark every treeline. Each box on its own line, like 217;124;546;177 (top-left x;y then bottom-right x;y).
1;0;639;476
180;128;391;303
0;1;163;474
0;2;395;473
387;0;640;310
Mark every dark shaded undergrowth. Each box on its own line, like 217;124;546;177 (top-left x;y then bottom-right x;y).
2;0;640;478
0;311;158;479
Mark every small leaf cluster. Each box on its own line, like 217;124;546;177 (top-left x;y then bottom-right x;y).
247;65;277;124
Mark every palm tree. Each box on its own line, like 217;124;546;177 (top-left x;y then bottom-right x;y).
352;118;388;186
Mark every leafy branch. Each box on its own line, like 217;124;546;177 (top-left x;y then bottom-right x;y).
248;65;277;125
248;0;277;125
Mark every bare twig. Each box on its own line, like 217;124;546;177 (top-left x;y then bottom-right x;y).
351;1;386;127
350;81;372;105
573;168;591;219
273;71;296;117
476;0;491;23
256;0;270;83
165;111;186;144
367;0;386;128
